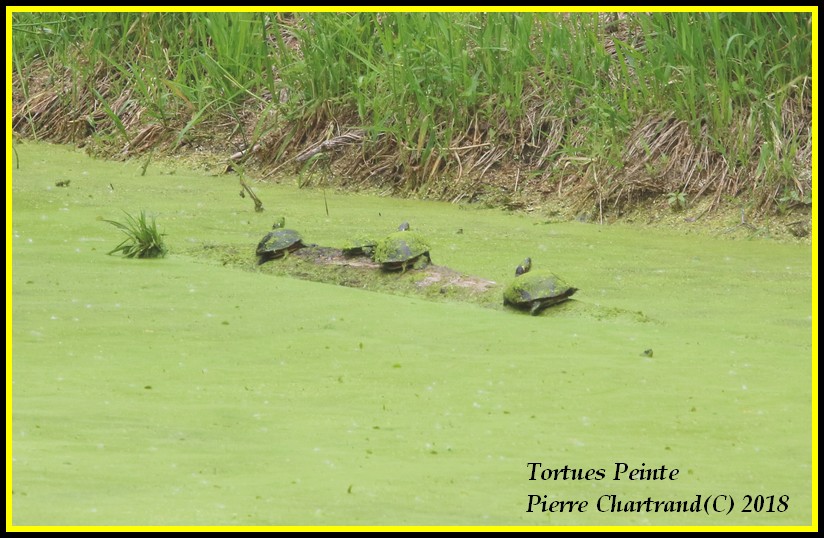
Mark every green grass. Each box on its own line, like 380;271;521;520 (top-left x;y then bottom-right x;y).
10;11;813;212
104;210;168;259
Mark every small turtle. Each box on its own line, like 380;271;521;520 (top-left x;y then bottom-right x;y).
256;226;306;265
343;222;409;258
342;235;379;258
503;259;578;315
515;257;532;276
373;223;431;272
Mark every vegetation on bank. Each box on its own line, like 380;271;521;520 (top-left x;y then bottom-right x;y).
11;11;813;220
103;210;168;258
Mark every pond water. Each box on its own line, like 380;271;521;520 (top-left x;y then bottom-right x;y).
10;142;813;527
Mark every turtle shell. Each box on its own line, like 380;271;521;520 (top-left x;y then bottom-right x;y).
373;230;431;271
503;270;578;315
256;229;305;264
342;235;378;258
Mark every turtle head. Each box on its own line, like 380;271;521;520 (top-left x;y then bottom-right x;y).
272;217;286;229
515;257;532;276
398;221;410;231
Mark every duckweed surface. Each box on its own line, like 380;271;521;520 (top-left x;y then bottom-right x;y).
10;142;813;527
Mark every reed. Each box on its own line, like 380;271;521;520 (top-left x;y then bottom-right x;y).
11;11;812;213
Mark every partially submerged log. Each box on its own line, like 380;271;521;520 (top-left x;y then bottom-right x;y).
289;246;498;297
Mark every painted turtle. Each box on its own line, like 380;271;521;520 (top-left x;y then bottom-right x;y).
373;223;431;272
515;257;532;276
256;227;306;265
342;222;411;259
503;258;578;315
342;235;379;258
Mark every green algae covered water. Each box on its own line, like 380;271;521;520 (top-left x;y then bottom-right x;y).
10;142;813;527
